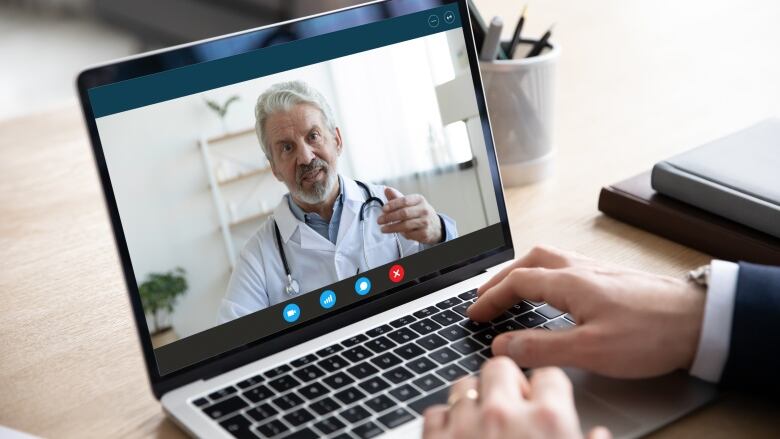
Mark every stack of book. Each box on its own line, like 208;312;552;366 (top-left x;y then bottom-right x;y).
598;119;780;265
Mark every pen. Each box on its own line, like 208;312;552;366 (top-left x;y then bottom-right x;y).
508;5;528;59
526;23;555;58
479;16;503;61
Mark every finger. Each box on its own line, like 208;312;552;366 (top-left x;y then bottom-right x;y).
382;193;422;213
492;330;582;369
422;405;448;439
587;426;613;439
381;218;426;234
377;204;426;225
478;246;572;295
468;267;579;322
384;186;403;201
448;377;480;419
528;367;575;411
479;357;527;407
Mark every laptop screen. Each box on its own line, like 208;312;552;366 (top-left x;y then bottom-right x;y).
82;0;509;376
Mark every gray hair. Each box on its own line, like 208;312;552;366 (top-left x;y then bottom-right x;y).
254;80;337;162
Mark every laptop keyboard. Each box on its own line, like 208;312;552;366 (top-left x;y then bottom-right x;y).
193;289;575;439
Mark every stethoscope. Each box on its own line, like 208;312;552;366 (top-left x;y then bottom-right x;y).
273;180;404;296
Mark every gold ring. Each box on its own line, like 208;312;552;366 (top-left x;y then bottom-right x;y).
447;388;479;406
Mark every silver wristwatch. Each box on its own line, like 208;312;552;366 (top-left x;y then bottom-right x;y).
687;264;711;287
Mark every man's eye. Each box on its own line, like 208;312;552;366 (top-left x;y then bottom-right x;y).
281;143;293;152
309;132;320;141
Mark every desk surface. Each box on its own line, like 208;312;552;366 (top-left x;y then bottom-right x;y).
2;0;780;437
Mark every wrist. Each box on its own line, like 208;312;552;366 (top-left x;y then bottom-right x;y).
679;283;706;371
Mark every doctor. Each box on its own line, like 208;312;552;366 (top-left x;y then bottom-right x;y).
218;81;457;323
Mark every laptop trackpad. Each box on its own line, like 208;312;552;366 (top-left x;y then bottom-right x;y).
574;388;640;437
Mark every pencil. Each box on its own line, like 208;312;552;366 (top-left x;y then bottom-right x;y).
526;23;555;58
508;5;528;59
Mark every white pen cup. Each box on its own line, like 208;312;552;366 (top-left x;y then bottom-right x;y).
480;40;559;187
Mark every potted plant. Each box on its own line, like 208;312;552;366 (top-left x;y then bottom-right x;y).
204;95;241;133
139;267;188;335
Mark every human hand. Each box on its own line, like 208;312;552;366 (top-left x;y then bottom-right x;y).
467;246;706;378
376;187;442;244
423;357;611;439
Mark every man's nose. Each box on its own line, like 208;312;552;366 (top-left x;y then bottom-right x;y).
295;142;316;164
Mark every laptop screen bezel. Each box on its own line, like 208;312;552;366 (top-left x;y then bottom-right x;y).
76;0;513;398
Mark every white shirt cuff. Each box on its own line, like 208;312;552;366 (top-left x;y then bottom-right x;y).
689;260;739;383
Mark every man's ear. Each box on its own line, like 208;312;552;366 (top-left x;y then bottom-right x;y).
334;127;343;155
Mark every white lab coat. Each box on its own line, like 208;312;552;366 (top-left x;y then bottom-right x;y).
217;177;457;323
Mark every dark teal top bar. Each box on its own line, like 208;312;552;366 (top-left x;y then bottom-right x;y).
88;4;461;118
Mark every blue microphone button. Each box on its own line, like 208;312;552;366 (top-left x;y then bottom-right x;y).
354;277;372;296
319;290;337;309
282;303;301;323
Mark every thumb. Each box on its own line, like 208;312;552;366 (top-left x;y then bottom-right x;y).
492;329;580;369
384;186;403;200
586;426;612;439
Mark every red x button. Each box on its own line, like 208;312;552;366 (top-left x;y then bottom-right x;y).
388;264;405;283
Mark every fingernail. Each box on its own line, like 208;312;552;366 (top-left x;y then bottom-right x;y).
492;333;513;355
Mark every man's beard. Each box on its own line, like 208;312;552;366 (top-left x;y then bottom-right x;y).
292;157;337;205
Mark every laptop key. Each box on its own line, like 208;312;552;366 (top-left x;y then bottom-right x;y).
389;384;421;402
236;374;264;390
313;415;346;435
472;328;499;345
407;356;438;374
438;325;469;341
264;364;292;379
273;392;304;411
408;385;450;414
451;302;470;317
409;318;442;335
393;343;425;360
219;413;254;439
430;310;460;326
203;395;248;419
208;385;237;401
436;364;468;382
365;394;395;413
458;289;477;300
370;352;403;370
298;382;329;400
366;324;393;338
283;407;315;427
256;419;288;437
516;311;546;328
460;319;491;332
524;300;545;307
389;315;416;328
359;376;391;394
246;402;278;422
269;374;302;392
365;336;397;353
192;397;209;407
340;405;372;423
489;311;514;324
436;296;462;309
412;373;445;392
450;337;483;355
342;334;368;347
537;304;564;319
316;343;344;358
334;386;367;405
509;302;534;315
544;318;575;331
382;366;414;384
346;362;379;380
322;372;355;390
342;345;374;363
282;427;317;439
243;384;274;403
387;327;419;344
564;313;577;323
293;364;326;382
377;407;415;429
429;347;459;365
494;319;523;333
458;354;486;372
352;421;384;439
416;333;448;351
318;354;350;372
308;396;340;416
291;353;318;368
413;306;439;319
480;347;493;358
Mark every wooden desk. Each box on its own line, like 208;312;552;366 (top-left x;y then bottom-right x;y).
2;0;780;436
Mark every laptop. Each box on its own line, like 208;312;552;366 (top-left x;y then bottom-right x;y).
75;0;716;437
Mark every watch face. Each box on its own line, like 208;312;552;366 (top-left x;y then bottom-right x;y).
687;265;711;287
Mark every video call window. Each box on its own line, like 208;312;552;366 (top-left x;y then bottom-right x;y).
94;25;500;349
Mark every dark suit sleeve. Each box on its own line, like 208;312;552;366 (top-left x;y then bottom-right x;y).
720;262;780;391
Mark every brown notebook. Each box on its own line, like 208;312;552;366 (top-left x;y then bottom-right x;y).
598;171;780;265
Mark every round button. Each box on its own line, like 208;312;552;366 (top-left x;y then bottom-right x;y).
354;276;372;296
319;290;337;309
443;11;455;24
428;15;440;28
388;264;405;283
282;303;300;323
